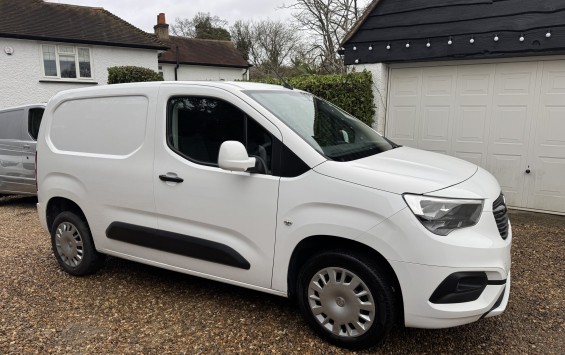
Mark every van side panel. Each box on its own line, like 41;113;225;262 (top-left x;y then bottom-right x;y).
49;96;148;155
39;91;158;250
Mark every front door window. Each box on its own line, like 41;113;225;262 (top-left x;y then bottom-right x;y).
167;97;273;173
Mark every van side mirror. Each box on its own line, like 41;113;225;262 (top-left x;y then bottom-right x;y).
218;141;256;172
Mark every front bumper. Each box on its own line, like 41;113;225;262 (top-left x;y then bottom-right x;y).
356;202;511;329
390;260;510;328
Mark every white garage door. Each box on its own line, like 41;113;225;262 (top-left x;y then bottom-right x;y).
386;59;565;214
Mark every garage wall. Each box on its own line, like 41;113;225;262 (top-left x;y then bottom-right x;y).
349;63;388;133
385;58;565;214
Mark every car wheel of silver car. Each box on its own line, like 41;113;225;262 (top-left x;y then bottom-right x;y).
297;250;397;350
51;211;105;276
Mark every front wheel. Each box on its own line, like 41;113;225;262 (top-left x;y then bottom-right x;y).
296;251;397;350
51;211;105;276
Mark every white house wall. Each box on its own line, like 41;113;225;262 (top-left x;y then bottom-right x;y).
0;38;159;108
348;63;389;134
161;63;248;82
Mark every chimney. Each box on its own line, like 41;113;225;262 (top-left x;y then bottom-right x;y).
154;13;169;40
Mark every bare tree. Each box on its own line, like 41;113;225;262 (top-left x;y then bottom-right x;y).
231;20;299;78
284;0;369;73
171;12;231;40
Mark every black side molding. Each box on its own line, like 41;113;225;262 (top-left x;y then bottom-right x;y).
106;222;250;270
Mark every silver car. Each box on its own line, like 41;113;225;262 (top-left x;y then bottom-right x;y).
0;104;45;195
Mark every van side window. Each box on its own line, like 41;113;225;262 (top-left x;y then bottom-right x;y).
167;97;273;173
28;108;44;140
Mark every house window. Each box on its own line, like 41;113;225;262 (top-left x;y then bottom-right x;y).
42;44;92;79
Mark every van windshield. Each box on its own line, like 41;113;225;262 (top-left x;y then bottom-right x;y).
245;90;394;162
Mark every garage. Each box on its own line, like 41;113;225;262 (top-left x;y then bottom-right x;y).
342;0;565;214
386;59;565;213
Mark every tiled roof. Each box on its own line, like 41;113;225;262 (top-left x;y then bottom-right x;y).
159;36;250;68
0;0;167;50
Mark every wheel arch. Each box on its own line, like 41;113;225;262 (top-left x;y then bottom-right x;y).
46;197;88;234
287;235;404;324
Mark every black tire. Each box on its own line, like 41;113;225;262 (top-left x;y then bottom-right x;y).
296;250;397;350
50;211;105;276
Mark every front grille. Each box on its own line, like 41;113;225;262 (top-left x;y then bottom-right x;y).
493;193;509;240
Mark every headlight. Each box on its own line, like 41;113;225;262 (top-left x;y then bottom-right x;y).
403;194;484;236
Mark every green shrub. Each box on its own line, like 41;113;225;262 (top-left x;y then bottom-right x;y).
254;71;375;126
107;66;163;84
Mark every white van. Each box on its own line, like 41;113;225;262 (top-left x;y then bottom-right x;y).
36;82;511;349
0;104;45;195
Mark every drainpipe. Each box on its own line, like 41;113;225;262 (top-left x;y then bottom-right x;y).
242;66;249;81
174;45;179;81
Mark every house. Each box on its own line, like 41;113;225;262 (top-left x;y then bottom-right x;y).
0;0;167;108
342;0;565;214
0;3;250;109
153;13;251;81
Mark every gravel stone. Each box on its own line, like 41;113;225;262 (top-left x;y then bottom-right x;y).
0;195;563;354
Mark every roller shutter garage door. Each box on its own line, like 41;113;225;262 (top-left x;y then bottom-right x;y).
386;60;565;214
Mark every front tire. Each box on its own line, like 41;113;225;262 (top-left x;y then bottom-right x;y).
51;211;105;276
297;250;397;350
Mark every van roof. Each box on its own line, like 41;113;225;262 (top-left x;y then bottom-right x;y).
0;103;46;112
77;81;289;92
47;81;296;103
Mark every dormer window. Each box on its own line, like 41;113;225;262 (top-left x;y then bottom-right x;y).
42;44;92;79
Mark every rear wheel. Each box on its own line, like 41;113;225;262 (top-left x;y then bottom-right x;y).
297;250;397;350
51;211;105;276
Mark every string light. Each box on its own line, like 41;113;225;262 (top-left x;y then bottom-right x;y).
343;31;552;57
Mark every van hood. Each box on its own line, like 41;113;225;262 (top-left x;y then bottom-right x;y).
313;146;478;195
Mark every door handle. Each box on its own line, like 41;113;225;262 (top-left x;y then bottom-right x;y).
23;144;31;149
159;174;184;183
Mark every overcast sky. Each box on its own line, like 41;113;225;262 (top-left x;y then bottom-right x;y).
46;0;295;33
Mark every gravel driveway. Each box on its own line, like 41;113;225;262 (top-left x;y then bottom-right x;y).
1;195;563;354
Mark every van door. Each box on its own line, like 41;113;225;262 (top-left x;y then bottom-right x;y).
0;108;25;194
152;86;281;288
19;107;44;194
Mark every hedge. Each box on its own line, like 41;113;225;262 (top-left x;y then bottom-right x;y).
107;66;163;84
255;71;375;126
